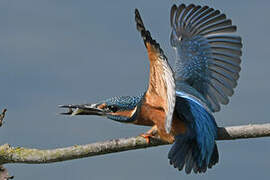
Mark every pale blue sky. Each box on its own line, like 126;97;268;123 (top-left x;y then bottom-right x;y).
1;0;270;179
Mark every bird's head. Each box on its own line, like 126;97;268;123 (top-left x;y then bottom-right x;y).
59;95;144;123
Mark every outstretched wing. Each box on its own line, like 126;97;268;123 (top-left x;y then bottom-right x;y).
135;9;176;133
170;4;242;112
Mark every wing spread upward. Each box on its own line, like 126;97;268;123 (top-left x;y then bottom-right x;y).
170;4;242;112
135;9;176;133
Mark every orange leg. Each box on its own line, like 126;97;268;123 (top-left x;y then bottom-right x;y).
140;125;158;143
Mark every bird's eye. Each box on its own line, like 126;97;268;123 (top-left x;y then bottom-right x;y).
107;105;118;113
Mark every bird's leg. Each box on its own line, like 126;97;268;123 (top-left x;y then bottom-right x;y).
146;125;158;136
140;125;158;143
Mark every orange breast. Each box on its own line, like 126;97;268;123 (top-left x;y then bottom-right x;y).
135;96;187;143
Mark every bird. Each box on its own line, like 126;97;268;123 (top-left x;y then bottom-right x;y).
59;4;242;174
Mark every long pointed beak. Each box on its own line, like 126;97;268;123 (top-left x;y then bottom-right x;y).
58;104;105;116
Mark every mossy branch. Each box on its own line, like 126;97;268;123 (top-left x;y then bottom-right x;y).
0;123;270;164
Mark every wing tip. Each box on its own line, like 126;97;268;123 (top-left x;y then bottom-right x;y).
135;8;145;32
134;8;164;55
170;4;178;27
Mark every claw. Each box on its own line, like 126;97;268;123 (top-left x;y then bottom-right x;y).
140;125;158;143
140;133;154;143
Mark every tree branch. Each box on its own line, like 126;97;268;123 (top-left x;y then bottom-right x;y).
0;123;269;165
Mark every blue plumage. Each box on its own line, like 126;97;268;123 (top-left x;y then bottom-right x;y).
167;3;241;173
101;94;144;111
100;94;144;122
169;95;218;173
171;4;242;112
106;113;137;123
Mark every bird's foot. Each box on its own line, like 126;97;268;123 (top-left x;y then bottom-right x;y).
140;125;158;143
140;133;155;143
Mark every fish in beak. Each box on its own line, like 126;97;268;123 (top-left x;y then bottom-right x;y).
58;104;105;116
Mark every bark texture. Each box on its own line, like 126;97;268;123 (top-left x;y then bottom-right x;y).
0;123;270;164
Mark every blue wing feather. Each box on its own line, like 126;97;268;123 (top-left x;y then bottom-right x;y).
170;4;242;112
168;4;239;173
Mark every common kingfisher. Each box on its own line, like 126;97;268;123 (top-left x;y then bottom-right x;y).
59;4;242;174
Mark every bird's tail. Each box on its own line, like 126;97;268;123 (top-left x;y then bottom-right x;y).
168;135;219;174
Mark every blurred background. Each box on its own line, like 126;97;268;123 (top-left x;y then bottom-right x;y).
1;0;270;179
